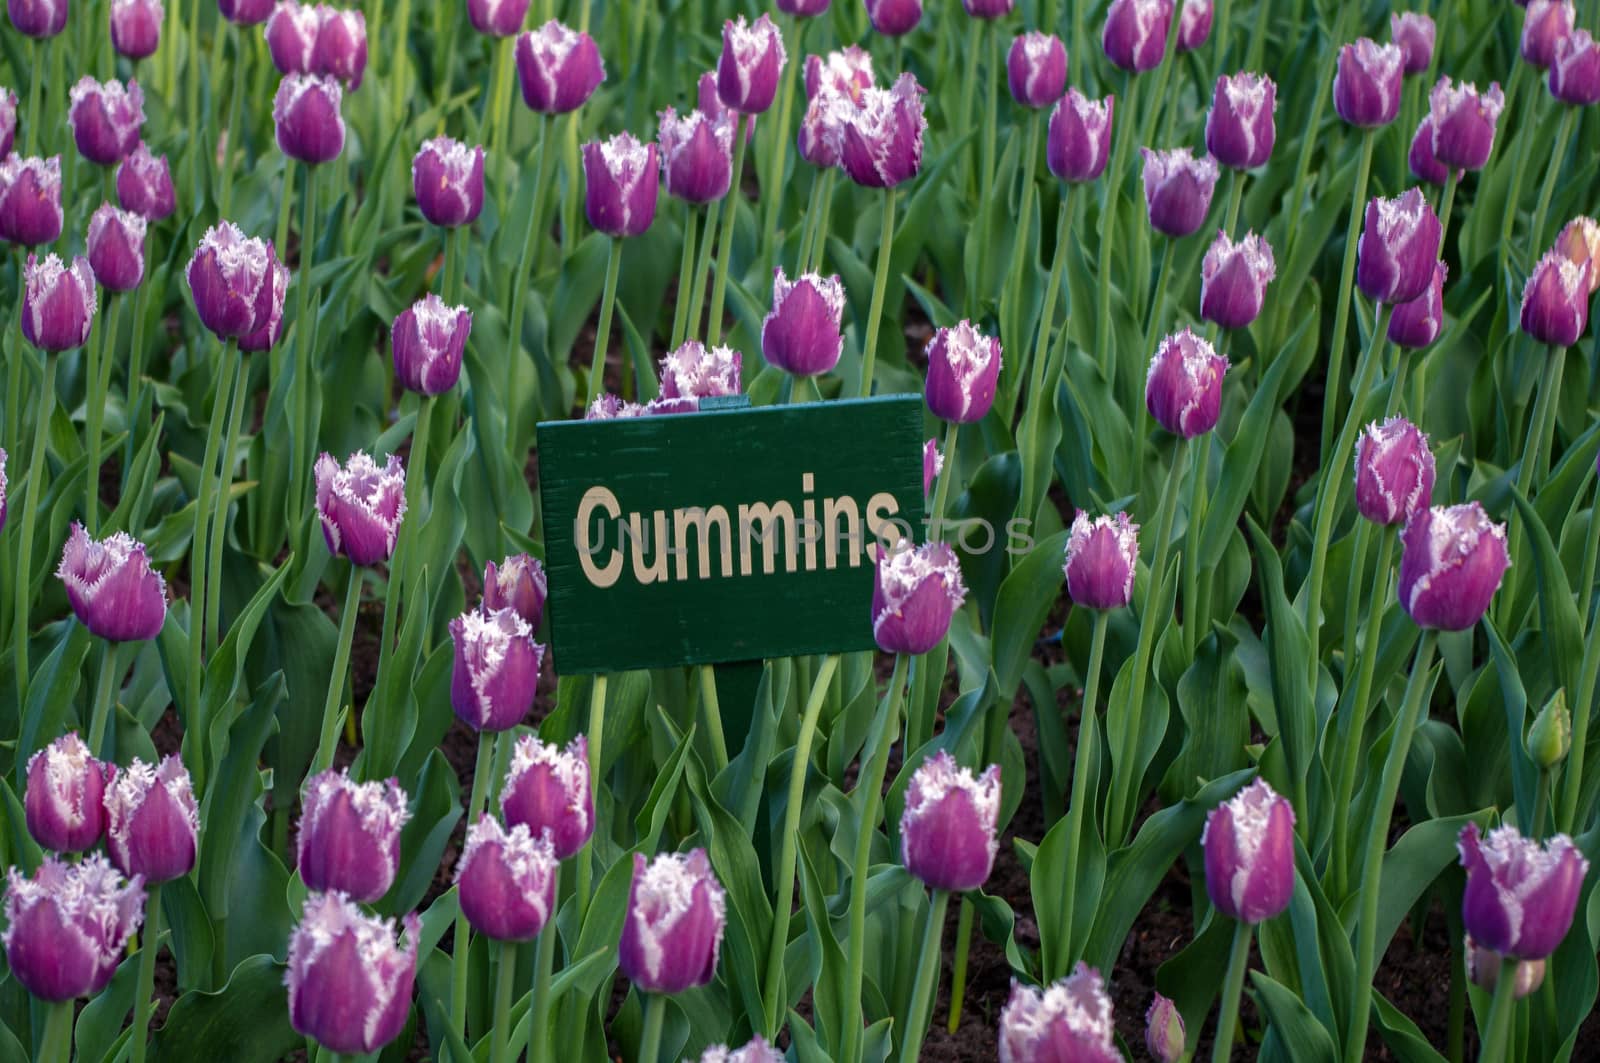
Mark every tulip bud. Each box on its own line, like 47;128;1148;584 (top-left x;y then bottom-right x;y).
998;966;1120;1063
796;89;853;168
391;293;470;396
312;6;366;89
582;132;658;237
116;141;176;220
274;73;345;164
1388;261;1447;349
1458;823;1588;959
1103;0;1172;74
716;14;786;115
839;72;927;189
924;320;1002;423
6;0;66;37
1176;0;1211;53
105;754;199;882
660;340;741;401
1527;690;1572;769
238;255;290;353
1145;329;1227;438
87;203;147;292
266;1;318;73
482;554;547;630
586;394;649;419
0;89;14;158
777;0;827;14
24;733;111;852
619;849;727;995
57;523;167;641
514;21;605;114
110;0;162;59
1556;215;1600;292
1398;502;1509;631
0;448;7;534
0;154;63;247
1551;29;1600;105
1520;249;1591;346
1007;32;1067;109
456;816;559;940
1200;230;1275;330
314;450;406;565
1206;72;1276;170
466;0;527;37
1428;78;1503;171
1046;89;1114;182
1407;114;1452;186
963;0;1012;16
872;541;967;654
923;438;942;496
1353;417;1435;527
412;136;485;228
218;0;273;25
286;893;419;1055
1064;511;1139;611
658;108;733;204
296;769;410;902
23;254;96;353
500;733;591;858
1141;147;1219;237
700;1038;785;1063
900;751;1001;892
1356;188;1443;305
806;47;873;101
1145;992;1186;1063
1465;935;1547;999
3;856;143;1002
761;268;846;376
1334;39;1404;128
450;607;545;732
1202;778;1296;923
68;77;145;166
1391;12;1435;75
863;0;920;36
1522;0;1575;71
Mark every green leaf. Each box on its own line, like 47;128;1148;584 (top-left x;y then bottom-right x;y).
15;622;91;772
198;672;284;919
990;530;1070;698
1510;487;1585;699
151;954;300;1062
1252;971;1339;1063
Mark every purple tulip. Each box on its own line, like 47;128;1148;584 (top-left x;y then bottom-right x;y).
296;769;410;902
456;816;559;941
582;132;658;237
1206;72;1276;170
1202;778;1295;923
412;136;485;227
618;849;726;995
315;450;406;565
218;0;272;25
1391;12;1435;75
838;72;927;188
265;1;318;73
312;5;365;89
962;0;1012;17
806;47;874;101
699;1039;785;1063
3;856;143;1002
0;154;63;247
1103;0;1172;73
110;0;162;59
716;14;786;115
1141;148;1219;237
482;553;546;629
286;893;419;1055
1522;0;1575;70
115;142;175;220
900;751;1001;892
1046;89;1114;182
1063;511;1139;611
514;21;605;114
449;607;545;732
1557;216;1600;293
1551;29;1600;105
923;438;941;496
797;89;856;168
1428;78;1503;171
1200;230;1275;330
1146;328;1227;438
1458;823;1589;959
22;254;96;353
761;268;846;376
1407;115;1452;186
1356;188;1442;305
0;89;14;157
1007;32;1068;110
872;541;967;654
105;755;199;883
237;255;289;353
1334;39;1404;128
466;0;527;37
659;108;733;204
1146;993;1186;1063
1521;248;1592;346
776;0;827;15
998;965;1120;1063
6;0;66;37
660;340;741;400
698;69;756;141
1177;0;1211;53
1465;935;1547;999
863;0;920;36
274;72;345;164
1354;417;1435;527
58;524;167;642
0;449;6;533
924;320;1002;423
1389;261;1447;348
68;77;144;166
187;222;278;339
391;293;469;395
24;733;111;852
77;208;144;293
1398;502;1509;631
586;395;649;419
500;733;591;859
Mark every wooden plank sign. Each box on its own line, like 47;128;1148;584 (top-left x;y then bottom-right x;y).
538;395;925;673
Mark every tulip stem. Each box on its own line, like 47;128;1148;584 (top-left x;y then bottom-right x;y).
489;940;517;1063
1558;479;1600;833
900;888;950;1063
669;207;699;351
1529;106;1577;258
1211;920;1253;1063
87;642;120;757
22;39;41;157
698;663;729;774
807;170;836;273
795;177;822;279
11;344;55;711
218;25;247;220
311;567;363;775
1221;169;1244;240
574;673;607;928
1055;610;1109;978
587;239;623;412
976;22;999;288
205;348;250;655
527;922;557;1063
129;883;163;1063
84;298;108;534
392;0;414;103
1282;2;1354;262
1436;170;1459;257
706;117;749;346
123;282;151;474
1479;957;1520;1063
488;36;515;169
186;342;238;750
929;419;959;541
1094;73;1137;387
507;114;556;420
292;164;321;536
1183;435;1212;653
1137;0;1185;151
1141;239;1178;382
6;254;25;478
451;729;497;1040
1343;629;1439;1063
1501;347;1567;632
856;186;899;400
945;897;974;1034
760;15;804;266
686;202;718;345
1318;130;1376;466
39;998;71;1063
1015;193;1073;527
637;992;666;1063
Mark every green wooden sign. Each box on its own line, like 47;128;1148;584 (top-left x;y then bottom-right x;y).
538;395;925;673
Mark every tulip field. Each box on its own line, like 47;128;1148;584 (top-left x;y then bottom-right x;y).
5;0;1600;1058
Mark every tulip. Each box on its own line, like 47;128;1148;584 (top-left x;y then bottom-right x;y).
1556;215;1600;292
105;755;199;883
3;856;143;1002
314;450;406;565
296;769;410;902
863;0;920;36
761;268;846;376
777;0;826;13
659;108;733;204
110;0;162;59
1520;248;1591;346
618;849;727;995
806;47;873;100
1007;31;1068;110
1200;230;1275;330
1521;0;1575;70
1205;72;1276;170
68;77;144;166
1527;692;1572;770
924;320;1002;423
998;966;1120;1063
922;438;941;496
1146;993;1186;1062
187;221;278;339
1388;261;1447;348
838;72;927;188
1407;115;1452;186
1428;78;1503;171
1102;0;1172;74
6;0;66;37
659;340;741;400
0;154;63;246
962;0;1011;16
900;751;1000;892
1203;778;1295;923
466;0;526;37
0;89;14;157
700;1039;785;1063
1551;29;1600;105
716;14;786;115
581;132;658;237
1140;147;1219;237
265;0;318;73
238;256;290;353
274;72;345;164
514;21;605;114
1390;12;1435;75
391;293;470;395
1176;0;1211;53
22;254;96;353
1353;417;1435;527
312;5;365;88
1334;39;1404;127
500;733;591;858
1465;935;1547;999
456;816;559;940
1064;511;1139;611
1046;89;1114;182
115;142;176;220
1398;502;1509;631
871;541;967;654
57;523;167;641
482;553;546;629
796;90;853;168
586;395;649;419
24;733;111;852
1356;188;1443;305
412;136;485;228
286;892;419;1055
218;0;272;24
449;607;544;732
86;204;146;294
1458;823;1589;959
1145;329;1227;438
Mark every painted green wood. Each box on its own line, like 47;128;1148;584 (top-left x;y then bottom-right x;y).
538;395;925;673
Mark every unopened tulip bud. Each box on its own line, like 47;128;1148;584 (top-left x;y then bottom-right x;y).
1522;0;1575;70
659;108;733;204
1459;823;1588;959
1064;511;1139;610
1200;230;1275;330
187;222;278;339
582;132;658;237
286;893;419;1055
1357;188;1442;305
312;5;366;88
700;1038;785;1063
500;733;591;858
1408;115;1452;186
999;966;1120;1063
412;136;485;228
25;733;111;852
4;857;143;1002
0;154;61;247
872;541;966;654
923;438;942;496
619;849;727;994
1551;29;1600;105
68;77;145;165
1145;993;1186;1063
466;0;527;37
1203;778;1295;923
266;1;318;73
805;47;873;100
482;554;546;629
110;0;162;59
924;320;1002;423
58;524;167;640
1146;329;1227;437
1465;935;1547;999
1007;32;1067;110
238;255;289;353
514;21;605;114
457;816;559;940
86;203;147;292
1354;417;1435;526
23;254;96;353
1399;502;1509;630
1556;216;1600;292
1176;0;1211;53
1141;147;1219;237
450;607;544;732
1391;12;1435;75
1046;89;1114;182
863;0;920;36
659;340;741;401
762;268;845;376
1428;78;1503;171
1103;0;1172;73
1206;72;1276;170
315;451;405;565
717;14;786;115
1520;249;1591;346
6;0;66;37
296;769;410;902
391;293;469;395
1334;39;1404;127
274;73;345;164
839;72;927;188
116;142;175;220
1388;261;1447;349
1527;691;1572;769
105;755;199;882
900;751;1001;892
218;0;273;25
